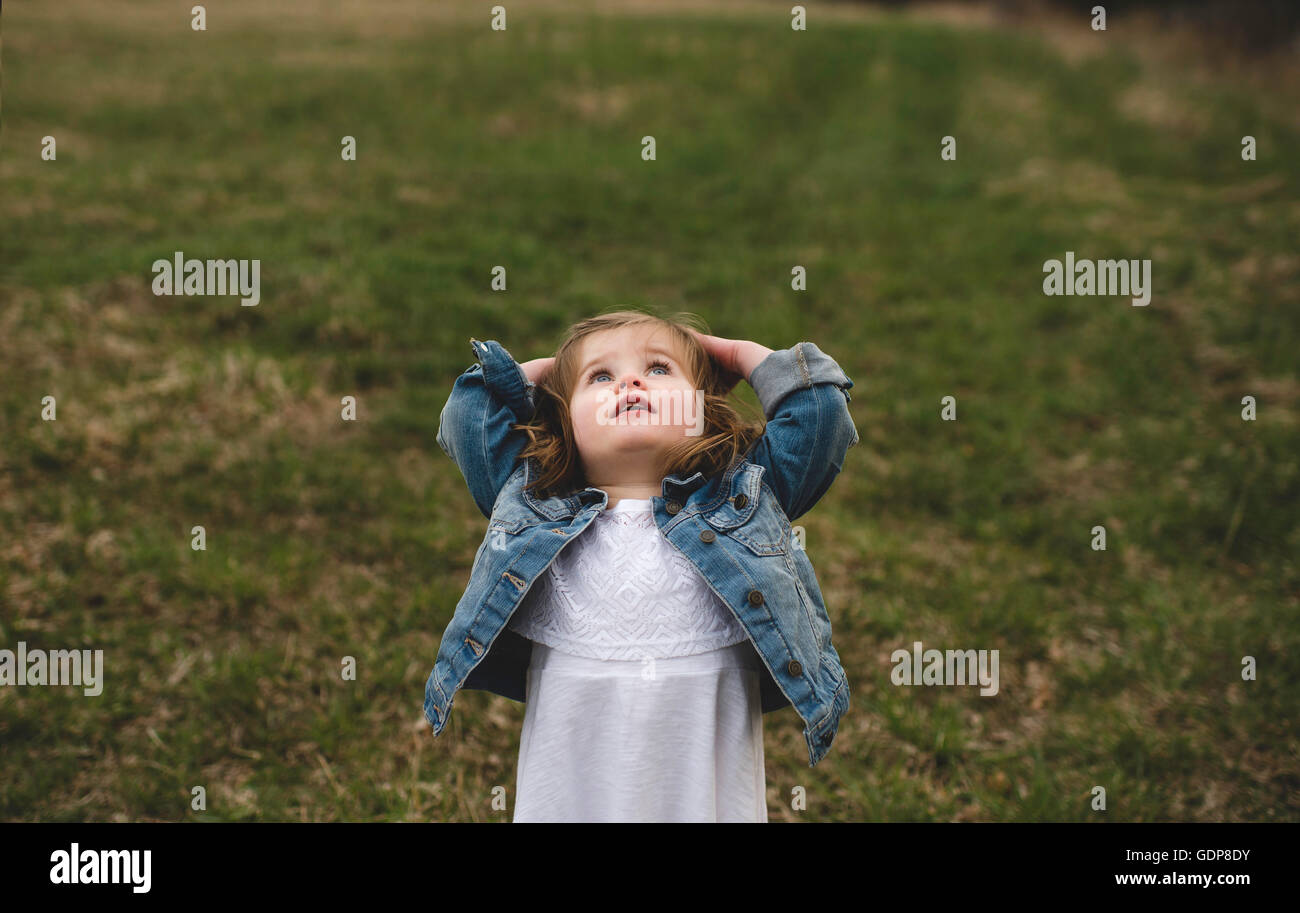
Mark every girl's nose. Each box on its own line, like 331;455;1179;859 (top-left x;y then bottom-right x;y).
618;375;644;389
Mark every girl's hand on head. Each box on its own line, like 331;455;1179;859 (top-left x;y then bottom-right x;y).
520;356;556;385
688;330;773;393
689;330;744;393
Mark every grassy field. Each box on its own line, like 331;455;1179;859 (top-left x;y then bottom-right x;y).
1;0;1297;822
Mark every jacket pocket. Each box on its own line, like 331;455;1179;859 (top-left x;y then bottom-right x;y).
705;481;790;556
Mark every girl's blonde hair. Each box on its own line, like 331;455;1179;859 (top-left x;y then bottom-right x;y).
515;308;765;499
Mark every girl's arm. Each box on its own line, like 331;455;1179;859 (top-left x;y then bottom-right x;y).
689;332;773;393
519;356;555;385
436;338;550;519
692;331;858;522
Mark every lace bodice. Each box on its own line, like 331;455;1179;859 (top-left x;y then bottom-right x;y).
507;499;749;660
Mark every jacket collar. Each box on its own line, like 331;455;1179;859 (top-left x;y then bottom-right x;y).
519;457;747;520
662;469;710;503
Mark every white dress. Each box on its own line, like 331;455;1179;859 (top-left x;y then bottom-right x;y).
507;497;768;822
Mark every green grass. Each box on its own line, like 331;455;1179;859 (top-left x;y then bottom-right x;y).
1;0;1297;822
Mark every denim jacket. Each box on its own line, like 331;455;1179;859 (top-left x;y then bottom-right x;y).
424;336;859;766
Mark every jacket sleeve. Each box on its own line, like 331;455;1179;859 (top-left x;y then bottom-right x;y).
743;342;859;522
435;338;538;518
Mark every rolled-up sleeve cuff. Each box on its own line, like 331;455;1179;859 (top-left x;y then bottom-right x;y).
469;337;536;418
748;341;854;420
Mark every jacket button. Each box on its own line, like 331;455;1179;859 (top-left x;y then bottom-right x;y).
666;501;681;515
787;660;802;676
734;493;748;509
699;529;716;543
747;589;763;606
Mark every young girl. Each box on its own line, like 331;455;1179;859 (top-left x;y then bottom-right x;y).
426;309;857;822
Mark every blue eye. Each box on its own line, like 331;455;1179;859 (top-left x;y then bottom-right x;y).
587;360;672;384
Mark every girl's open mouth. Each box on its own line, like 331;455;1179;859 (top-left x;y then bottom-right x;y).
616;393;653;416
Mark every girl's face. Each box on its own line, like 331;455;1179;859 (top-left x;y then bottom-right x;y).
567;325;701;484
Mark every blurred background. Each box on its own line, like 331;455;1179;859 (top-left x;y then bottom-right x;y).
1;0;1297;822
